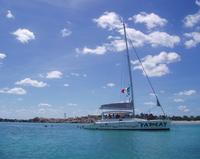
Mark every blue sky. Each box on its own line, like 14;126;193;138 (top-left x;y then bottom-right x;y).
0;0;200;119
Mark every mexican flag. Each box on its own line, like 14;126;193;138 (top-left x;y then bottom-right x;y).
121;87;130;95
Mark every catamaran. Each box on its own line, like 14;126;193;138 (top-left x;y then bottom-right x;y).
83;21;170;130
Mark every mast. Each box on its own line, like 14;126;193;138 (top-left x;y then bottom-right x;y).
122;22;135;117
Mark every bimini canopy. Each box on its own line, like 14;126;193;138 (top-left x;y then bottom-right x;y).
100;102;133;110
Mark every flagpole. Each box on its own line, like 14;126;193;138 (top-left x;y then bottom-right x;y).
122;21;135;118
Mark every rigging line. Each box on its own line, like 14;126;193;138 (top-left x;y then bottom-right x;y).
127;34;166;117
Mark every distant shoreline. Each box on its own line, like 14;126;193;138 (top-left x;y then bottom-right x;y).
1;120;200;124
1;115;200;124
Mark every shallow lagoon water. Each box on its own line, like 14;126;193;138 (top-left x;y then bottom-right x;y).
0;122;199;159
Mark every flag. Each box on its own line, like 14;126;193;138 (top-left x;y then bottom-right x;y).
127;87;130;95
121;88;126;94
156;99;161;107
121;87;130;96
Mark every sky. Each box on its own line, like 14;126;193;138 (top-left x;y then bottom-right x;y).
0;0;200;119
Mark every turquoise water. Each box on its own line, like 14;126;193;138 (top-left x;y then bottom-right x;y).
0;122;199;159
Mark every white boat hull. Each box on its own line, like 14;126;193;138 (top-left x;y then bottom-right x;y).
83;119;170;130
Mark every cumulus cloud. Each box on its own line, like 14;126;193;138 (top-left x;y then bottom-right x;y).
177;90;196;96
76;39;126;55
0;53;6;60
61;28;72;37
77;30;180;55
0;87;26;95
15;78;47;88
129;12;167;29
70;72;80;77
93;11;122;30
98;11;180;48
178;105;190;112
12;28;35;43
147;31;180;48
46;71;63;79
120;27;148;47
184;32;200;48
6;10;14;19
105;39;126;52
183;10;200;28
121;28;180;48
196;0;200;6
68;103;77;106
133;51;181;77
77;11;180;55
64;83;70;87
38;103;52;107
106;83;115;87
76;46;107;55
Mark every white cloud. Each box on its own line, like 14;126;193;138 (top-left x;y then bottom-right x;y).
183;10;200;28
38;74;45;78
76;39;126;55
0;87;26;95
106;83;115;87
129;12;167;29
107;36;121;40
6;10;14;19
99;12;180;48
178;105;190;112
61;28;72;37
120;27;148;47
121;28;180;48
174;98;184;102
177;90;196;96
184;32;200;48
78;30;180;55
0;53;6;60
196;0;200;6
105;39;126;52
38;103;51;107
147;31;180;48
120;28;180;48
37;107;60;115
15;78;47;88
46;71;63;79
77;46;107;55
78;12;180;55
93;11;122;30
12;28;35;43
68;103;77;106
149;93;156;96
70;72;80;77
64;83;70;87
133;51;181;77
